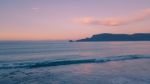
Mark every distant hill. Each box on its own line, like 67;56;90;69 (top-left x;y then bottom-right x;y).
71;33;150;42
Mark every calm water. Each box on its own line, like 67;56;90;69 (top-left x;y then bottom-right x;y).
0;41;150;84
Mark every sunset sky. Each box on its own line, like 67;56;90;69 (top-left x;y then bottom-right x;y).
0;0;150;40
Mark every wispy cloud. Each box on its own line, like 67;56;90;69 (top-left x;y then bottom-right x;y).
74;8;150;26
32;7;40;12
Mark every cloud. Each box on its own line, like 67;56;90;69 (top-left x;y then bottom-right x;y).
74;8;150;26
32;7;40;12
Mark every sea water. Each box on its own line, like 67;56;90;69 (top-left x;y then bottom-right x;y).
0;41;150;84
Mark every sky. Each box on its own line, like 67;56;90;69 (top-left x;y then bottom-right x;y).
0;0;150;40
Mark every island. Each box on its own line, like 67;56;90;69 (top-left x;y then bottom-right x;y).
70;33;150;42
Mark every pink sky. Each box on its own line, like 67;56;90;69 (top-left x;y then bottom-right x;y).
0;0;150;40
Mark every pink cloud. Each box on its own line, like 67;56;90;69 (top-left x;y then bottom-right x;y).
74;8;150;26
32;7;40;12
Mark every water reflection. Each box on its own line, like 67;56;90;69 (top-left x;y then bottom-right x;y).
75;42;150;58
74;64;94;75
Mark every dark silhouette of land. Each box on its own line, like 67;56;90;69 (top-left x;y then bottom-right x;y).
70;33;150;42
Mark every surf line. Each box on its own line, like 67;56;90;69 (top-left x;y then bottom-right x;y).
0;55;150;69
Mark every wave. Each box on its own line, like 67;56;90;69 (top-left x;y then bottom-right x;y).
0;55;150;69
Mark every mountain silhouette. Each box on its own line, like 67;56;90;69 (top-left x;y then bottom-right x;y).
71;33;150;42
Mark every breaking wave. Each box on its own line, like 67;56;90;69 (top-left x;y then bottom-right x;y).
0;55;150;69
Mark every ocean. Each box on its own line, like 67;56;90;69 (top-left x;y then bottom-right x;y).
0;41;150;84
